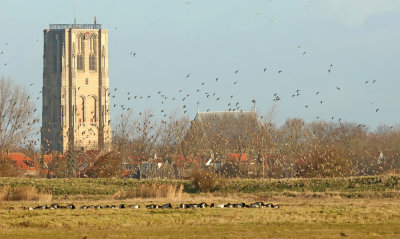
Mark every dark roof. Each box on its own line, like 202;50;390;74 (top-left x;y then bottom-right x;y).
191;111;261;139
194;111;259;125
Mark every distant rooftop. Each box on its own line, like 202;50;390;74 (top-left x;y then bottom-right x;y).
194;110;259;124
49;24;102;30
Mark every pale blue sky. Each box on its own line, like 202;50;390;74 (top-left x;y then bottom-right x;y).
0;0;399;130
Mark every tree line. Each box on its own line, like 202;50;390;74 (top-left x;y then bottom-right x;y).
1;76;399;179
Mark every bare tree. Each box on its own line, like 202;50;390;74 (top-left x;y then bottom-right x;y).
112;109;161;158
0;76;38;159
112;110;135;157
157;111;190;160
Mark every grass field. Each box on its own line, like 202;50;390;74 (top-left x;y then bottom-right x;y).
1;197;400;239
1;176;400;238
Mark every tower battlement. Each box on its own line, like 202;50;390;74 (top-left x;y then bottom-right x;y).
49;24;102;30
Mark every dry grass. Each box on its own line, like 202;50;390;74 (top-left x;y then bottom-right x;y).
113;183;184;200
0;186;52;202
0;186;10;201
1;197;400;238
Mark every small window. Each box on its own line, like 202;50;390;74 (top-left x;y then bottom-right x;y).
85;78;89;85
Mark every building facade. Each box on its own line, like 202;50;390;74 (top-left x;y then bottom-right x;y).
41;23;111;153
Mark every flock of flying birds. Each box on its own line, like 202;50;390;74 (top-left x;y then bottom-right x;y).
104;57;381;126
107;2;385;126
0;1;396;150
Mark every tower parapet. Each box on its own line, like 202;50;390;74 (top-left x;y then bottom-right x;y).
49;24;102;30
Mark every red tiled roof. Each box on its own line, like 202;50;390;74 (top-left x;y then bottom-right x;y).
4;153;39;171
227;153;248;162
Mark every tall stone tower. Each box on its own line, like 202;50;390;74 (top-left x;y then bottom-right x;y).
41;22;111;153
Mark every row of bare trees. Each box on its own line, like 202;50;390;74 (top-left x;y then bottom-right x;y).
1;76;400;178
113;107;400;178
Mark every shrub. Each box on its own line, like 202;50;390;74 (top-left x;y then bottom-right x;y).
190;168;218;192
0;186;52;202
85;151;123;178
0;185;10;201
113;183;184;199
0;158;21;177
297;145;356;178
10;186;39;201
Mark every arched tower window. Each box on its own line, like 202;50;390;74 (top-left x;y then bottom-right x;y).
88;96;97;123
77;96;85;123
89;34;97;71
77;33;85;71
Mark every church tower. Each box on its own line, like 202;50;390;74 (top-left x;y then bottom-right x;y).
41;22;111;153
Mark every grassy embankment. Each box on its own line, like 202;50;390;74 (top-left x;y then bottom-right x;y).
0;176;400;238
0;175;400;198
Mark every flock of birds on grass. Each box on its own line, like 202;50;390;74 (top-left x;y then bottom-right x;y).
10;201;279;211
